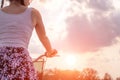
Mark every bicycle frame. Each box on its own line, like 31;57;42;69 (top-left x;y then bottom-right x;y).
32;52;58;80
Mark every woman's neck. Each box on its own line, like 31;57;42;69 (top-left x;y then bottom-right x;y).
9;1;21;7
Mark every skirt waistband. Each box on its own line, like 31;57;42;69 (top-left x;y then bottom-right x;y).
0;46;25;53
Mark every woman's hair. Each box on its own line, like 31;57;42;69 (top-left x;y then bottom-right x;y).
1;0;25;8
1;0;4;8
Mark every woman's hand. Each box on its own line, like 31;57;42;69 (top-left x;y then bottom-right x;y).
45;49;57;57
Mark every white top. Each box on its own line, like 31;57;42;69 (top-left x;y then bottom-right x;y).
0;8;34;49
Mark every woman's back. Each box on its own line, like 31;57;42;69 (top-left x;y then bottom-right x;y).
0;0;56;79
0;0;57;79
0;7;34;48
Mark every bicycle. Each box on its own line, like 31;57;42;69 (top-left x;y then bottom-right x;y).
33;51;58;80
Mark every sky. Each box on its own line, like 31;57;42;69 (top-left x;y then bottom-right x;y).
1;0;120;79
28;0;120;79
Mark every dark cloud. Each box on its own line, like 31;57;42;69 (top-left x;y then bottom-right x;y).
111;11;120;35
62;0;120;52
70;0;114;11
86;0;114;11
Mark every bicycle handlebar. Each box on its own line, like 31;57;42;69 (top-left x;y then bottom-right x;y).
33;51;58;63
32;54;45;63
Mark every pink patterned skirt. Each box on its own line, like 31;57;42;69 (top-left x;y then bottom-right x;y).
0;46;37;80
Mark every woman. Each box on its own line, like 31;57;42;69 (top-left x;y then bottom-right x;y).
0;0;57;79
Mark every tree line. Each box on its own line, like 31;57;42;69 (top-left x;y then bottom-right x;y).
36;68;120;80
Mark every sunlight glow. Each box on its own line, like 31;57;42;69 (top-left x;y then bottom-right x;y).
65;55;76;66
113;0;120;9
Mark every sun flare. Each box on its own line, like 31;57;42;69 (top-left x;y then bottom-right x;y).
113;0;120;9
65;55;76;66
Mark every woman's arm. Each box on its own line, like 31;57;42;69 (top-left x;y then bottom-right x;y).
31;8;57;56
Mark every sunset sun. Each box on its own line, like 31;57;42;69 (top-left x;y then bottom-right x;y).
65;55;76;66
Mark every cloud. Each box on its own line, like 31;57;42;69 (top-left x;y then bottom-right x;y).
111;10;120;34
86;45;120;78
30;0;120;53
86;0;114;11
62;0;120;52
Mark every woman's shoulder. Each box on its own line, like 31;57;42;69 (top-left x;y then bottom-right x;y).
30;8;43;26
31;8;41;15
31;8;42;20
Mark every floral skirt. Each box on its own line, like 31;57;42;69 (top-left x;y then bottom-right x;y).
0;46;37;80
